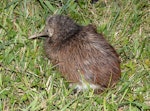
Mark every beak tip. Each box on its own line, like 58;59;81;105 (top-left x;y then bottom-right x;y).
28;32;48;40
28;35;37;39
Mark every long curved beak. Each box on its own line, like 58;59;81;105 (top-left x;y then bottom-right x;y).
28;32;48;39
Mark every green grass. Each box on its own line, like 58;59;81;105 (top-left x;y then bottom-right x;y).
0;0;150;110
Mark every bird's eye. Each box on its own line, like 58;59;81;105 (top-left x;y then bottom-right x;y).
46;30;49;33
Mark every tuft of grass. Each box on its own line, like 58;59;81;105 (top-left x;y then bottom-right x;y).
0;0;150;110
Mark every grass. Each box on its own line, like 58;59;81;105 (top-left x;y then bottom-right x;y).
0;0;150;110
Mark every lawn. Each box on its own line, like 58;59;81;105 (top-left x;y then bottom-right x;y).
0;0;150;111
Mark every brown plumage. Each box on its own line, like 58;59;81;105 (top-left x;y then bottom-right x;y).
29;15;121;93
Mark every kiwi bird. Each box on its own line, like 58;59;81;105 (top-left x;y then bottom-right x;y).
29;15;121;93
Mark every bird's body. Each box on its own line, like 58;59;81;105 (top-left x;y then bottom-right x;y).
29;15;121;93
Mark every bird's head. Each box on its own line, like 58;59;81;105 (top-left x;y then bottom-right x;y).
29;15;81;43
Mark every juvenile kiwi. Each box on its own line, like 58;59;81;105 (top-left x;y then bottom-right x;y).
29;15;121;93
